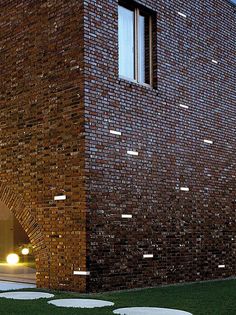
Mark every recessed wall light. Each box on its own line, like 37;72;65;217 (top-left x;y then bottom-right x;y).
127;150;139;156
180;187;189;192
54;195;66;201
178;12;187;18
204;139;213;144
73;271;90;276
143;254;153;259
121;214;132;219
179;104;189;109
218;265;225;268
110;130;122;136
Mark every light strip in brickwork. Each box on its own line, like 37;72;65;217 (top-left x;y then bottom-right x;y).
177;12;187;18
218;265;225;268
212;60;219;64
127;150;139;156
110;130;122;136
73;271;90;276
204;139;213;144
143;254;153;258
121;214;133;219
54;195;66;201
180;187;189;192
179;104;189;109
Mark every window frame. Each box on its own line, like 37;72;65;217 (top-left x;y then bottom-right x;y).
118;2;153;87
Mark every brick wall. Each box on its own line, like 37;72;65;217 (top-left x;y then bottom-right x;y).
1;0;235;293
1;0;86;291
84;0;236;292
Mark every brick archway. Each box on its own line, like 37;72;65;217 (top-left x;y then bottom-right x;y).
0;183;49;288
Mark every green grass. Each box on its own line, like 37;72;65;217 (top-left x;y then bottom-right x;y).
0;279;236;315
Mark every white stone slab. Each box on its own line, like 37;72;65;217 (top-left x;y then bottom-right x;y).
48;298;114;308
0;281;36;291
113;307;192;315
0;291;54;300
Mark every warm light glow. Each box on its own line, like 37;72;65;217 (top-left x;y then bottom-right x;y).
6;253;19;265
21;248;29;256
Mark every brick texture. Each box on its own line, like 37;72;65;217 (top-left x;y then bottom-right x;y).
0;0;235;293
1;0;86;291
84;0;236;292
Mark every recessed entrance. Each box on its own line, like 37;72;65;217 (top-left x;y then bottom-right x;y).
0;201;36;283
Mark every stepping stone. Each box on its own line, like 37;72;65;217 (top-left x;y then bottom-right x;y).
0;291;54;300
0;281;36;291
113;307;192;315
48;298;114;308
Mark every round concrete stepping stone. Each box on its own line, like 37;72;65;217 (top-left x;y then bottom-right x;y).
113;307;192;315
0;291;54;300
0;281;36;291
48;298;114;308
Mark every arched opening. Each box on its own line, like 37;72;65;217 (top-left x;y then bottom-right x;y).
0;201;36;283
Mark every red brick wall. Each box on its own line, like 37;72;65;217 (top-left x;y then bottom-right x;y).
1;0;86;291
84;0;236;292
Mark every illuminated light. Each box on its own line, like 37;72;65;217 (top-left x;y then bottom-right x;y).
179;104;189;109
7;253;19;265
73;271;90;276
143;254;153;259
21;248;29;256
127;150;139;156
180;187;189;192
110;130;122;136
218;265;225;268
54;195;66;201
204;139;213;144
178;12;187;18
212;59;218;64
121;214;132;219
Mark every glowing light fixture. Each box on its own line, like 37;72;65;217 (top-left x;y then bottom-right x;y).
6;253;19;265
21;248;29;256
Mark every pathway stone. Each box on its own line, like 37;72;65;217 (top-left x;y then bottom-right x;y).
0;281;36;291
48;298;114;308
0;291;54;300
113;307;192;315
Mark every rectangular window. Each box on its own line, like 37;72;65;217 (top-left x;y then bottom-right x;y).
118;3;153;86
118;5;135;80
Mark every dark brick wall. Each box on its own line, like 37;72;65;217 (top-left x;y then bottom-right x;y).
84;0;236;292
1;0;86;291
1;0;235;293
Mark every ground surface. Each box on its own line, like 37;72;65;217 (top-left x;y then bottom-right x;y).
0;262;35;283
0;279;235;315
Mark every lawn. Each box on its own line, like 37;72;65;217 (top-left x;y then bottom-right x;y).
0;279;236;315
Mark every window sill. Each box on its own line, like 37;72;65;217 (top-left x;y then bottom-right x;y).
118;76;157;92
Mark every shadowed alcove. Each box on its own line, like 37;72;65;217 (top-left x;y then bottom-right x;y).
0;200;36;283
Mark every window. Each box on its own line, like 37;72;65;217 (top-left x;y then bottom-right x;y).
118;3;153;86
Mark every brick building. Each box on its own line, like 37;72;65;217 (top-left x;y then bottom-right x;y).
0;0;235;292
